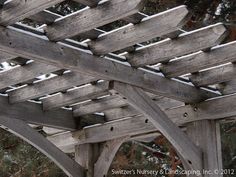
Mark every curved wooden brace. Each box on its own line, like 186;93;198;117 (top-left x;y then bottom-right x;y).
0;116;85;177
111;81;203;171
94;136;129;177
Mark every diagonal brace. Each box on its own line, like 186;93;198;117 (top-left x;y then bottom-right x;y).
110;81;203;171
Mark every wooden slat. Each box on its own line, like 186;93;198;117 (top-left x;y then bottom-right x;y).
46;0;144;41
27;10;61;24
111;81;202;170
190;63;236;86
0;62;59;90
0;96;77;130
127;23;227;67
73;95;127;116
0;25;216;103
0;0;64;26
89;5;190;55
104;97;183;121
8;72;97;103
73;93;173;117
74;95;182;118
72;0;100;7
160;41;236;78
0;116;85;177
42;81;110;110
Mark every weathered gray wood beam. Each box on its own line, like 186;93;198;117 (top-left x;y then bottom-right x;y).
127;23;227;67
71;93;236;145
160;41;236;78
104;97;183;121
8;72;97;103
46;0;144;41
74;95;182;117
0;116;85;177
51;110;235;151
0;0;64;26
27;10;62;24
42;81;110;110
89;5;190;55
187;121;223;177
0;96;77;130
49;131;78;153
48;108;235;152
75;144;101;177
190;63;236;86
94;137;128;177
72;0;100;7
0;51;17;63
217;79;236;95
0;25;216;103
111;81;202;170
0;62;59;90
73;95;127;116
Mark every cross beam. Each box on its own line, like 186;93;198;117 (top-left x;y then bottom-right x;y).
0;26;216;103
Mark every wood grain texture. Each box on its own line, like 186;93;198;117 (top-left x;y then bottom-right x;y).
0;51;17;63
0;116;85;177
111;81;202;170
89;5;190;55
72;93;236;144
190;63;236;86
42;81;110;110
0;25;216;103
73;95;127;116
0;0;64;26
104;97;183;121
187;120;222;177
217;79;236;95
127;23;227;67
75;144;100;177
160;41;236;78
0;62;59;90
8;72;97;103
0;96;77;130
46;0;144;41
94;137;128;177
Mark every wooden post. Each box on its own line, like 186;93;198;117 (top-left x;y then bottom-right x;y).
187;120;222;177
75;144;100;177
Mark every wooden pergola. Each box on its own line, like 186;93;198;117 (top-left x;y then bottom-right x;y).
0;0;235;176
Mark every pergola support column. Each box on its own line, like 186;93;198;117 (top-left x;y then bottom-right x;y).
75;137;128;177
187;120;223;177
75;144;100;177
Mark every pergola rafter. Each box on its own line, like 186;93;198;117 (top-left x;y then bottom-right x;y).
0;0;235;176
